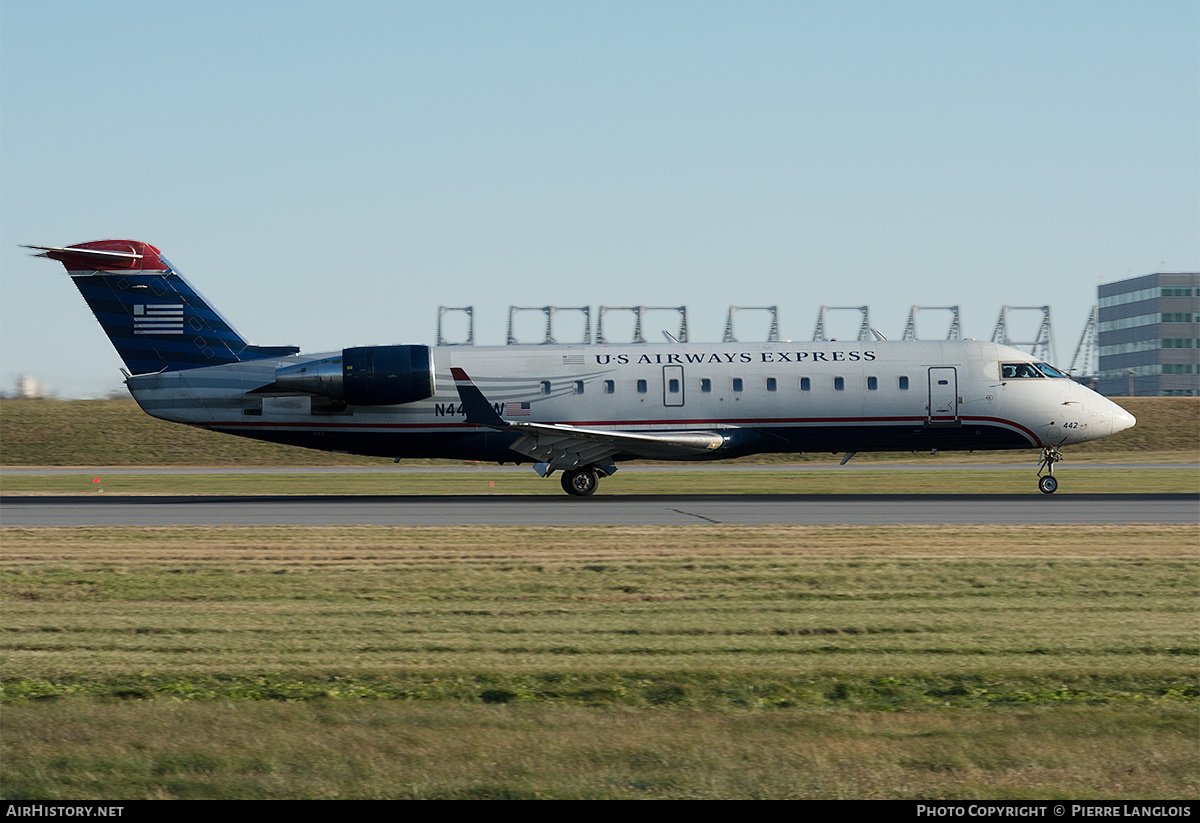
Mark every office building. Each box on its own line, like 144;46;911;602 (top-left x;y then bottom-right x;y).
1097;272;1199;396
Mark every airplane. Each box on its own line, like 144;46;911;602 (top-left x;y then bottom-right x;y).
27;239;1136;496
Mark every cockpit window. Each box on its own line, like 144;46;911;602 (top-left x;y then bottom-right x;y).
1034;362;1069;379
1002;362;1071;379
1001;363;1043;379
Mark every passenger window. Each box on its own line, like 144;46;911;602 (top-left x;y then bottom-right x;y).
766;377;777;392
668;379;680;393
834;377;844;391
800;377;810;392
898;376;909;390
636;379;647;393
540;381;551;395
604;380;614;394
732;378;743;392
700;378;712;392
867;376;877;391
574;380;584;394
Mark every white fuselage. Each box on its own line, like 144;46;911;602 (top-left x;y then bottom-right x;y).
127;339;1134;463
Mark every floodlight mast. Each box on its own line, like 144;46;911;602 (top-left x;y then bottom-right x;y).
1068;306;1098;380
813;306;871;342
597;306;688;344
901;306;961;341
723;306;780;343
437;306;474;346
991;306;1054;363
506;306;592;345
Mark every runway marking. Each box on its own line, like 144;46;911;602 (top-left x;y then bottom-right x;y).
669;507;723;524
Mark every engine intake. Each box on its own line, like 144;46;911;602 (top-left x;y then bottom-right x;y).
267;345;434;406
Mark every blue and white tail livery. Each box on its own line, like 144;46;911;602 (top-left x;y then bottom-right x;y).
26;240;297;375
32;240;1135;496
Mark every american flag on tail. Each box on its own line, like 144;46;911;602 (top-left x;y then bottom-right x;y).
132;304;184;335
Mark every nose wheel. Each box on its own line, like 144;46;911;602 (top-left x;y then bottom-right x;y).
1036;446;1063;494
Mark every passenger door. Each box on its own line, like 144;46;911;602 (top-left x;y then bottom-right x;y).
663;365;684;407
927;367;959;424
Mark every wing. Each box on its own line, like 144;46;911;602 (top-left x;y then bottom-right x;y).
450;368;725;473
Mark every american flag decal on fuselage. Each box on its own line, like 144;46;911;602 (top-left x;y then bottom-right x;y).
505;401;531;417
133;304;184;335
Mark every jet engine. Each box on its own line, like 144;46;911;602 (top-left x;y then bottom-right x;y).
265;345;434;406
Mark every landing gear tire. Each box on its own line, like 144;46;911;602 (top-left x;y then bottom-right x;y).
561;467;600;497
1037;446;1063;495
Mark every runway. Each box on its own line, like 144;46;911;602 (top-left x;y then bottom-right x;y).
2;493;1196;527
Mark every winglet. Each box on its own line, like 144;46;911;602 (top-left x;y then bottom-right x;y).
450;368;506;427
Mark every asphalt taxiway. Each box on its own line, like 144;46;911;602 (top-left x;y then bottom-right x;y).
2;493;1195;527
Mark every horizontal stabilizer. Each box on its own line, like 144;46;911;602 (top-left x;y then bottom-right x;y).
24;242;157;271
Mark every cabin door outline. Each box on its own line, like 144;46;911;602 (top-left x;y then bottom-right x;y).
927;367;959;424
663;365;684;407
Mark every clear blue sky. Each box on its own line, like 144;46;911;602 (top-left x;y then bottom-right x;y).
2;0;1196;397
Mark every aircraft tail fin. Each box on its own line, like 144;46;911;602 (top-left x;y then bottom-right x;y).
27;240;298;375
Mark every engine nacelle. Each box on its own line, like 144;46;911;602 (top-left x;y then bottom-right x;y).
269;345;434;406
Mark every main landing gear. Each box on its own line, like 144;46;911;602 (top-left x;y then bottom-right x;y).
534;462;614;497
560;466;601;497
1036;446;1063;494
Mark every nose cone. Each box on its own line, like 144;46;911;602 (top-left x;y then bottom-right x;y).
1111;405;1136;435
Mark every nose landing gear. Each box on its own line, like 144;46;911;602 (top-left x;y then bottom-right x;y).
1037;446;1063;494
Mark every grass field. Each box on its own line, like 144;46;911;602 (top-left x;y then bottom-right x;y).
2;397;1196;798
2;525;1197;799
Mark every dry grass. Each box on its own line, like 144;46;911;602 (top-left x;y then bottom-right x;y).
2;524;1196;799
4;525;1195;679
4;702;1194;799
3;522;1196;560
